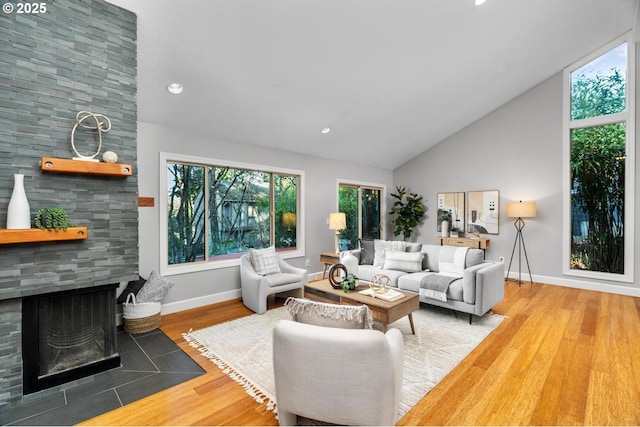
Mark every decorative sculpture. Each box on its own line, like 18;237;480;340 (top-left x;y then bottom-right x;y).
369;274;391;295
327;263;348;289
70;111;112;161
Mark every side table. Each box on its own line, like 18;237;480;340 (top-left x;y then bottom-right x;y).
320;251;340;279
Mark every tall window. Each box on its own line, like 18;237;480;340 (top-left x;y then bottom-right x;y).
162;153;304;273
338;183;383;250
563;33;634;282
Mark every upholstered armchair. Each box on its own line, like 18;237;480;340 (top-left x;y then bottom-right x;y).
239;251;307;314
273;319;404;426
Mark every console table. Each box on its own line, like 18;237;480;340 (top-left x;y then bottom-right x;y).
438;236;490;250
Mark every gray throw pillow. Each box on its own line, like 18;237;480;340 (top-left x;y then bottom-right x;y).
136;270;174;303
359;239;375;265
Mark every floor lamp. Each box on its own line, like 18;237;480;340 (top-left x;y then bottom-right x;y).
506;201;536;285
329;212;346;253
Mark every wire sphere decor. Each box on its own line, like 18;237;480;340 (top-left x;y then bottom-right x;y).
369;274;391;294
70;111;112;161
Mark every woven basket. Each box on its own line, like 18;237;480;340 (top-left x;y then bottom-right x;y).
123;293;161;334
124;311;161;334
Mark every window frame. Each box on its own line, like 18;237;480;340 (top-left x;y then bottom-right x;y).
160;152;305;276
562;32;635;283
337;179;387;246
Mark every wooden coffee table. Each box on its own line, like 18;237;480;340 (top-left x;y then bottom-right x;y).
304;279;419;334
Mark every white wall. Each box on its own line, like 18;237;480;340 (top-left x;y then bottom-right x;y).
394;67;640;297
136;122;394;313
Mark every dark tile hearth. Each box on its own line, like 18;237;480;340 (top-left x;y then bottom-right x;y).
1;329;204;426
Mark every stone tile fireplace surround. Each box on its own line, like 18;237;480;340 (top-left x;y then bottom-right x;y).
0;0;138;408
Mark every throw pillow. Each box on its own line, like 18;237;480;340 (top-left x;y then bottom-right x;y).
116;275;147;304
358;239;375;265
438;246;469;275
405;242;422;252
136;270;174;303
284;297;373;329
383;251;424;272
248;246;281;275
373;239;407;268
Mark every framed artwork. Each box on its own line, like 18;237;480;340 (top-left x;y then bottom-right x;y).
437;192;465;232
467;190;499;234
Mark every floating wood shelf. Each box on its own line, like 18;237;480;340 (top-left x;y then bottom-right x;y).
40;157;133;177
0;227;88;245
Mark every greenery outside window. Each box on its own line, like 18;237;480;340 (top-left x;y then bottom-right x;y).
563;33;634;282
338;182;384;250
161;153;304;274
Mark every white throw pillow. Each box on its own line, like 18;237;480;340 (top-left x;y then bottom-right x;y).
383;251;424;272
284;297;373;329
249;246;281;276
373;239;407;268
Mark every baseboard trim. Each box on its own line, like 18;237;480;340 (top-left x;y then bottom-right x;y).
505;271;640;297
160;289;243;315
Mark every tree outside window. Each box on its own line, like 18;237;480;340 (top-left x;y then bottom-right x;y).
567;39;632;277
167;161;299;266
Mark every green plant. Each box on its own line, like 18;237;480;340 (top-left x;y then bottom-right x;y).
340;273;358;293
388;186;425;240
34;207;71;231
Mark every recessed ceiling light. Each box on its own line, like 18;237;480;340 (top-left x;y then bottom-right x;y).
321;127;331;134
167;83;183;95
475;0;486;4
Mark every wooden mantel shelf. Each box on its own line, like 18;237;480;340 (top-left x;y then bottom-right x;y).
0;227;88;245
40;157;133;177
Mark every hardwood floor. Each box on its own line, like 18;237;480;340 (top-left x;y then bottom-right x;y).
80;282;640;426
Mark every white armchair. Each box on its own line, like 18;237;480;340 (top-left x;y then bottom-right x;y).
239;253;306;314
273;319;404;426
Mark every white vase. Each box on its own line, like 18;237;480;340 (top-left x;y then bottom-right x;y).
7;174;31;229
441;220;449;237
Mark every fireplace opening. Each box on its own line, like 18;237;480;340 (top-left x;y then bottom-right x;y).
22;284;120;394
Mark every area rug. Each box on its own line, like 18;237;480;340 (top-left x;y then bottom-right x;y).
183;305;503;421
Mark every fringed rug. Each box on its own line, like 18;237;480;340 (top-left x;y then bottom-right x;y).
184;305;503;421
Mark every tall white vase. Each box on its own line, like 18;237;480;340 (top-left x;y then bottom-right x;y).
441;220;449;237
7;174;31;229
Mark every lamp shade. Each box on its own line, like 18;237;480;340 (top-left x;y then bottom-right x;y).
506;201;537;218
329;212;346;230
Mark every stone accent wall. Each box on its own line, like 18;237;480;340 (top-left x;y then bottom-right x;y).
0;0;137;406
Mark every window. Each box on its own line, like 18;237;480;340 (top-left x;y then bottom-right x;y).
161;153;304;274
563;33;634;282
338;182;384;250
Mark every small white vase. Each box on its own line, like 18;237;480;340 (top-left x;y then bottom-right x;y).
7;174;31;229
441;220;449;237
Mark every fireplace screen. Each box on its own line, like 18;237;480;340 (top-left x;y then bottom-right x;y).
22;284;120;394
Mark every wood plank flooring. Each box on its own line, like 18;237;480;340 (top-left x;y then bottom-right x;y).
80;282;640;426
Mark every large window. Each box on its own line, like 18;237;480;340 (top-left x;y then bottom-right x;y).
563;33;634;282
161;153;304;274
338;182;383;250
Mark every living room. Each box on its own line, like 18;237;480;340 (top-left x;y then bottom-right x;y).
2;0;640;425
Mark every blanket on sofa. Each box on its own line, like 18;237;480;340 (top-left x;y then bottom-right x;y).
420;274;461;302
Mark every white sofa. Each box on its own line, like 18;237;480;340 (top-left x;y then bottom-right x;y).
341;240;504;323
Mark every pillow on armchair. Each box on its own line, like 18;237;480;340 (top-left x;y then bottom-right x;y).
284;297;373;329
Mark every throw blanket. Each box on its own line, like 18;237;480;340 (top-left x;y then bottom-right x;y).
420;274;460;302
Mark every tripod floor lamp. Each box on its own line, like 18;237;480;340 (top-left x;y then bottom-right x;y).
506;200;536;285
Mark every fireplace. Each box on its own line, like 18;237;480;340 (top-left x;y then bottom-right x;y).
22;284;120;395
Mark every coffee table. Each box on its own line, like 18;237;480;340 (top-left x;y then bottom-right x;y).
304;279;419;334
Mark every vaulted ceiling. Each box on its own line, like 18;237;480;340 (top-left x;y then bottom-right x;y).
107;0;638;170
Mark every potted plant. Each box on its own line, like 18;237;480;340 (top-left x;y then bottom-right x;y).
34;207;71;231
389;186;425;240
340;273;358;293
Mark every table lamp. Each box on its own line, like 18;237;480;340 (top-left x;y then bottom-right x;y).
329;212;346;253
